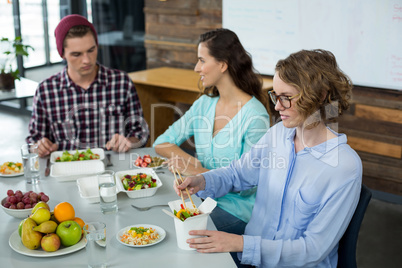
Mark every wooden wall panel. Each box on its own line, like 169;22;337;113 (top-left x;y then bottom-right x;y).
355;104;402;124
339;85;402;194
144;0;222;69
347;136;401;159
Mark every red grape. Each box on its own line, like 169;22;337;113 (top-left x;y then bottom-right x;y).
29;192;38;200
40;194;49;202
15;190;23;196
9;196;17;204
22;196;30;204
3;190;49;209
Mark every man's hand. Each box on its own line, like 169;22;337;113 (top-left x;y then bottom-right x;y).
37;138;58;157
186;230;244;253
106;134;135;153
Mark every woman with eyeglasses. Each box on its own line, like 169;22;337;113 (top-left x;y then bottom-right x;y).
174;49;362;267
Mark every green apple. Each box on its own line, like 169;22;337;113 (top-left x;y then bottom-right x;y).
18;218;26;237
41;233;61;252
56;220;82;247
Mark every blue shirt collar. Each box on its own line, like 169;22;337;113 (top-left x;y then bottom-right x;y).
286;126;347;159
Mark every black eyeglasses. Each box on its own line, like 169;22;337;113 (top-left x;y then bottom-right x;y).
268;90;300;109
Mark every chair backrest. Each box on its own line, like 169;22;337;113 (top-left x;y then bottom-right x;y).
337;184;372;268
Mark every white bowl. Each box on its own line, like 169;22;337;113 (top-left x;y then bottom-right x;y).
115;169;162;199
50;160;105;181
50;148;105;164
76;176;101;203
1;197;33;219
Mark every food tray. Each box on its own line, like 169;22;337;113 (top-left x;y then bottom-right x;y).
115;168;162;199
50;148;105;164
50;160;105;181
76;176;101;203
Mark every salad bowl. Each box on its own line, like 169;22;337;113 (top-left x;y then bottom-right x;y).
115;169;162;199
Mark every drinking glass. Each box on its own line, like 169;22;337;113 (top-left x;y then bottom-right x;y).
97;170;118;214
20;143;40;184
83;222;107;268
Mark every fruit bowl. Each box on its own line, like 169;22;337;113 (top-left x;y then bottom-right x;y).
1;197;32;219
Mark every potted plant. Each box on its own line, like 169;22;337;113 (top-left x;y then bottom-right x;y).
0;36;34;90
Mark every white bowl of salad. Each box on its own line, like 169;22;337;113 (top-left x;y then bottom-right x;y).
115;169;162;199
50;148;104;163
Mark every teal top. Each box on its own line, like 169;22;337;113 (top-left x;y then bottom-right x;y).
153;95;270;222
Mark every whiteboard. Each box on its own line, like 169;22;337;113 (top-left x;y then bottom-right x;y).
223;0;402;91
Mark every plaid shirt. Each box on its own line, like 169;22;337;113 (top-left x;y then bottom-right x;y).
26;64;149;150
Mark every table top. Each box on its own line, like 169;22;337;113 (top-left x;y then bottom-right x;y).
129;67;273;93
0;148;235;267
0;78;38;101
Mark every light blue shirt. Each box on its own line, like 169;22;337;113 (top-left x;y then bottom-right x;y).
199;122;362;267
154;95;270;222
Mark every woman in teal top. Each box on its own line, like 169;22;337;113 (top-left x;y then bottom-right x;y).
154;29;270;235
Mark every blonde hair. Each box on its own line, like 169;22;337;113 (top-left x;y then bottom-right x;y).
275;49;352;125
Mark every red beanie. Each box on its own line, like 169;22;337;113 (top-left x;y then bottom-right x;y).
54;14;98;57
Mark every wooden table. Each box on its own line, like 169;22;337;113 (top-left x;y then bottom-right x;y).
0;77;38;115
129;67;273;146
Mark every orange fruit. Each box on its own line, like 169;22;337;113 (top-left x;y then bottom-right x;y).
73;217;85;228
53;202;75;223
73;217;85;234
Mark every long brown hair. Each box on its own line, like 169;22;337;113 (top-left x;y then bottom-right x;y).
198;28;264;103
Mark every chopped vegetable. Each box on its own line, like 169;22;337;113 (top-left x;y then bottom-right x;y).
174;206;200;221
121;173;157;191
55;149;100;162
0;162;23;174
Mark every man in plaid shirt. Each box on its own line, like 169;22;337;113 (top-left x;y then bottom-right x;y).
26;14;149;157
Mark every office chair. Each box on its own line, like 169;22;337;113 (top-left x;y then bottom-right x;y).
337;184;372;268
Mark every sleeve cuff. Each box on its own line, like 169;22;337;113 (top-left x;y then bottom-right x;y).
195;171;216;199
241;235;261;266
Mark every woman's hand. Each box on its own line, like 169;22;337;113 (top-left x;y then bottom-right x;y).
173;174;206;198
186;230;244;253
166;156;208;176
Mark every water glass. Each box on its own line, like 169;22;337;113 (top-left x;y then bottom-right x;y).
20;143;40;184
83;222;107;268
97;170;118;214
